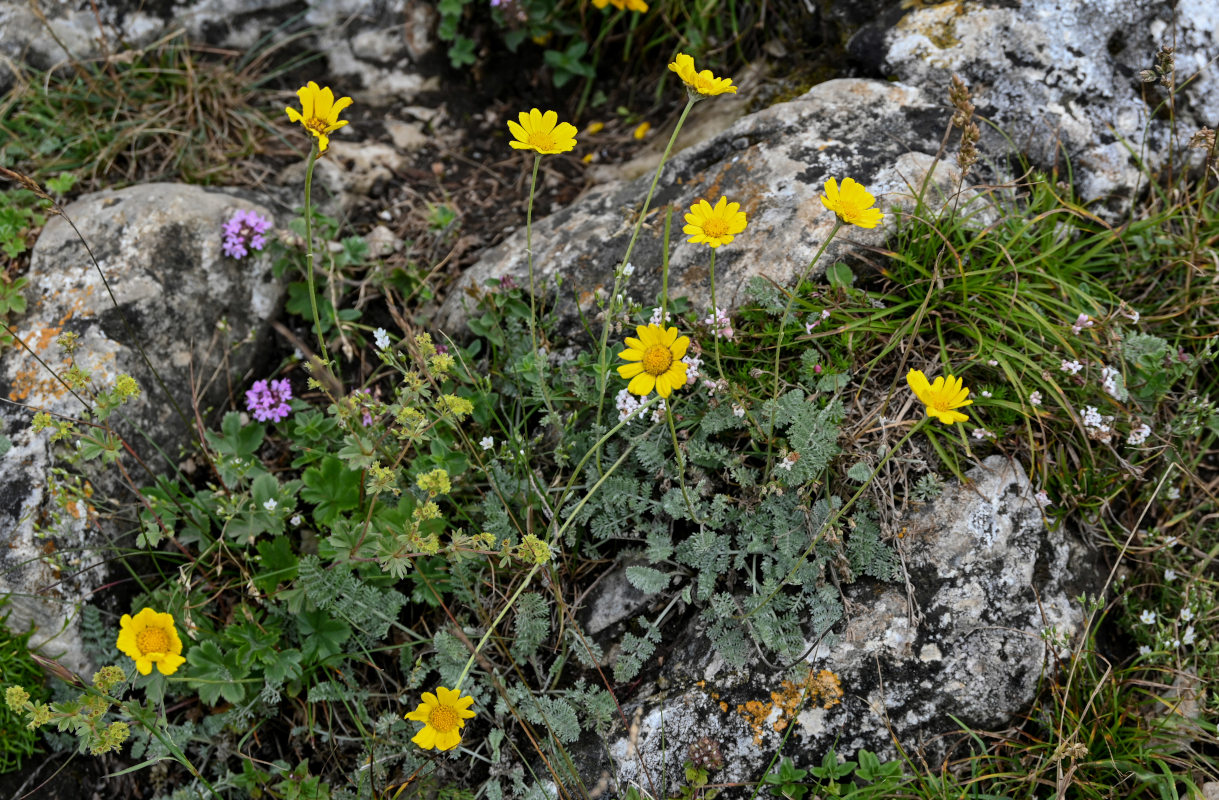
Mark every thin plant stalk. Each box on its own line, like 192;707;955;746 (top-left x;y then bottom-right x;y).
593;98;697;460
301;144;331;370
524;154;559;421
708;247;726;384
454;407;655;692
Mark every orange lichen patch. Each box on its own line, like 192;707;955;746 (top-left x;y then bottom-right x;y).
719;701;728;712
736;669;844;745
735;698;773;746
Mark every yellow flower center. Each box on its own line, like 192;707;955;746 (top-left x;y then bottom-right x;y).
304;117;331;136
700;217;730;238
136;627;170;655
428;704;460;733
527;130;558;151
642;344;673;376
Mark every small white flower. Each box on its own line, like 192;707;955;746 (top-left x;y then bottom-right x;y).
480;436;495;450
987;359;998;366
263;498;278;511
1060;359;1084;375
1171;638;1181;649
776;457;794;472
1180;607;1194;622
622;262;635;277
373;327;391;351
1166;487;1180;500
290;514;302;526
1034;489;1051;508
1163;534;1180;547
1182;625;1196;646
732;404;745;418
1029;391;1043;406
1164;568;1177;582
981;390;992;398
972;427;994;440
1127;423;1151;446
1139;609;1156;626
1138;645;1152;657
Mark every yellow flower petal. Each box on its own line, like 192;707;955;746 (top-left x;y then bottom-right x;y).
628;372;656;396
618;362;645;378
412;725;437;749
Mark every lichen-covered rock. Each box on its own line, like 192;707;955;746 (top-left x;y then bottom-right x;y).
439;78;959;336
576;457;1100;787
868;0;1219;208
0;183;282;674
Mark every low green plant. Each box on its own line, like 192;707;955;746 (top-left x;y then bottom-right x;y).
0;602;48;773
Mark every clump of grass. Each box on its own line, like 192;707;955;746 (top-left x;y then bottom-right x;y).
0;30;309;189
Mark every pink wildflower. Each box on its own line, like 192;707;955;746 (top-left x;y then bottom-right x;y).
246;378;292;422
223;210;272;259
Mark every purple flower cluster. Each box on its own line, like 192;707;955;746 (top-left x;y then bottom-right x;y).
223;209;272;259
246;378;293;422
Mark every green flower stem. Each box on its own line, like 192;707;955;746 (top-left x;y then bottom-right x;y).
767;219;843;468
740;416;926;621
453;563;538;694
594;98;697;463
524;154;558;422
553;395;661;522
302;144;331;370
666;402;700;522
708;247;726;383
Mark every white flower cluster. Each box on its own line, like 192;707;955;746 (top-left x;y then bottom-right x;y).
1127;423;1151;446
615;388;642;422
648;307;672;326
1099;364;1122;399
1081;405;1114;442
683;354;702;385
704;306;734;339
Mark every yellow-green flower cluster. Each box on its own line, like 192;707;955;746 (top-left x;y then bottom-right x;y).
92;666;125;692
519;534;552;565
5;685;30;710
416;468;451;497
437;394;474;420
113;374;140;400
366;461;400;496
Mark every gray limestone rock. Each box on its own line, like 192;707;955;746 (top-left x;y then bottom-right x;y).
0;0;440;103
575;456;1101;788
438;78;960;336
870;0;1219;209
0;183;283;674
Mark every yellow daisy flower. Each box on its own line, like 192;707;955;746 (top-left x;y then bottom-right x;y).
507;109;578;155
684;196;748;248
907;369;972;425
284;82;353;154
820;177;883;229
115;608;186;677
593;0;649;10
617;324;690;399
404;686;476;751
668;53;737;97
